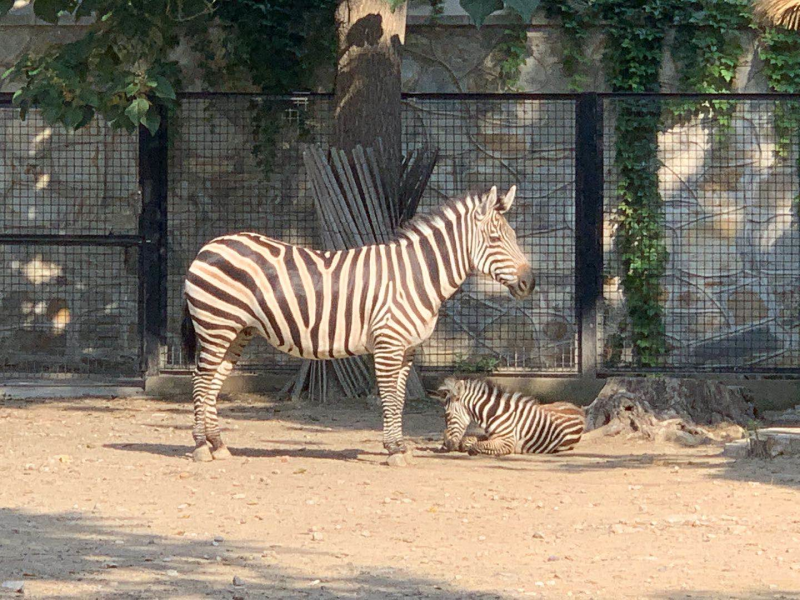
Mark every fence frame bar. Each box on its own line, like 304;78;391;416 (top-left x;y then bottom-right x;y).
138;115;169;377
575;93;604;377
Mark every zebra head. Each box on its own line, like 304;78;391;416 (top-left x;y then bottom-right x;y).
470;186;534;300
433;377;472;451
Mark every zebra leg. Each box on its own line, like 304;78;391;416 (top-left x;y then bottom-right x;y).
458;435;487;453
374;343;412;462
191;370;214;462
191;329;253;462
467;435;515;457
203;329;254;460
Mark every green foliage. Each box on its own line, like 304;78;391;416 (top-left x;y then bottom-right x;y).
594;0;672;367
3;1;184;134
760;27;800;156
759;26;800;221
668;0;752;138
459;0;540;27
541;0;591;91
672;0;751;94
453;354;501;374
613;101;669;366
1;0;336;137
496;26;528;91
428;0;445;23
0;0;14;18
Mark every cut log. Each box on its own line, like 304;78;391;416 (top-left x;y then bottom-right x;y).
585;377;755;446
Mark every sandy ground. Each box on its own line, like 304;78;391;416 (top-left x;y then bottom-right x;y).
1;393;800;600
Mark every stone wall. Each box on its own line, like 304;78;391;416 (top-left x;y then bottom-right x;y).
0;104;141;378
602;100;800;370
1;2;798;376
163;95;578;373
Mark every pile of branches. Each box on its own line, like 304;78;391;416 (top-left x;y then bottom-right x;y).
279;142;438;403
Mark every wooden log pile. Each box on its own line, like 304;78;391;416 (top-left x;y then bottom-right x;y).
279;142;438;403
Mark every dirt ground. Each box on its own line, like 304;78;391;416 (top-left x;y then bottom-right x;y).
1;393;800;600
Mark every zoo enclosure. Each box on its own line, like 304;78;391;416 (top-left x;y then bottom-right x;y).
1;92;798;383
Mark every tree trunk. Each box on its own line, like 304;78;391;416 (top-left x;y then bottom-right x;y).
334;0;407;179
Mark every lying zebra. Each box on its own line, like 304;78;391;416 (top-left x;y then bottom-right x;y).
433;378;585;456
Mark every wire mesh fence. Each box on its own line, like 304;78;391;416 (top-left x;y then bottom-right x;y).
0;102;142;382
403;96;577;372
601;96;800;373
164;94;578;373
1;92;799;382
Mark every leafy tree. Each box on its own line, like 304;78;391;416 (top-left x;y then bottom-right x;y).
0;0;540;133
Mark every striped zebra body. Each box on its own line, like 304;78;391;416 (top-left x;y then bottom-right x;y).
436;378;585;456
182;186;533;463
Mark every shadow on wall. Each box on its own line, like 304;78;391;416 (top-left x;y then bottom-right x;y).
0;507;505;599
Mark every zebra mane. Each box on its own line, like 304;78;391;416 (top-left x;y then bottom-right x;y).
393;191;481;242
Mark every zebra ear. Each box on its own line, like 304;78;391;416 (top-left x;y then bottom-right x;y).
428;388;448;402
476;186;499;220
497;185;516;213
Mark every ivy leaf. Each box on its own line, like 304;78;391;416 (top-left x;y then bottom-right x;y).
503;0;540;22
62;105;83;129
460;0;504;27
33;0;75;23
386;0;406;10
151;75;176;100
141;106;161;135
124;97;150;124
0;0;14;18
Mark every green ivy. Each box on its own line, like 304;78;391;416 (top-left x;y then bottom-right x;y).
668;0;752;139
428;0;445;23
595;0;673;367
759;26;800;222
2;1;183;134
496;26;529;91
541;0;591;91
453;353;501;374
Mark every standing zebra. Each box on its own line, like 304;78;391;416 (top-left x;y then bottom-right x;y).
435;378;585;456
181;186;533;464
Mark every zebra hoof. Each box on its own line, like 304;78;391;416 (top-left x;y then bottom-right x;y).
386;453;409;467
386;450;416;467
192;444;213;463
212;446;232;460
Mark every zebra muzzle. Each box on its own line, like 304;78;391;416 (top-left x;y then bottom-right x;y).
509;264;535;299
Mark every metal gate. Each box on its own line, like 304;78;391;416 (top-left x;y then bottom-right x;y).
0;97;165;384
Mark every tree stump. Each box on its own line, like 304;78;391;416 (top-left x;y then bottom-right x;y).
585;377;754;445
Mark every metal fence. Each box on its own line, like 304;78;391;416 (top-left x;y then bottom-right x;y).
164;94;578;374
1;92;798;383
600;95;800;374
0;100;145;382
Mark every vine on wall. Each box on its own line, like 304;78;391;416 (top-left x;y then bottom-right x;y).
496;26;529;91
541;0;591;91
546;0;760;366
595;0;673;367
668;0;752;137
759;26;800;220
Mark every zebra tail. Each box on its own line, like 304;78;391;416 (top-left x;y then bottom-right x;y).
181;301;197;364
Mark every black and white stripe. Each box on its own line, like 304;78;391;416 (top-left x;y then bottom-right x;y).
181;186;533;462
436;378;585;456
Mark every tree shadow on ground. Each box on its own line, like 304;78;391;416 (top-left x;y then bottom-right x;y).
104;442;372;462
650;589;800;599
0;393;442;432
477;445;800;492
0;508;509;599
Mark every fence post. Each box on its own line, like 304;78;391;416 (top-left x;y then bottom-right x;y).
575;93;603;378
139;113;169;377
